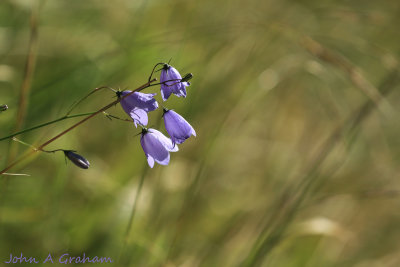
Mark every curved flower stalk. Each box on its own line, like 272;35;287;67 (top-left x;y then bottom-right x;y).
140;128;178;168
117;91;158;127
160;64;190;101
11;137;91;170
163;108;196;145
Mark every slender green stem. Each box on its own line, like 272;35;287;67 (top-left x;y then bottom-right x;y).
124;167;147;239
6;3;40;165
148;78;184;87
2;173;30;176
118;165;148;264
148;62;165;82
11;137;37;150
14;4;39;135
0;78;157;176
0;112;96;142
65;86;116;116
102;112;131;122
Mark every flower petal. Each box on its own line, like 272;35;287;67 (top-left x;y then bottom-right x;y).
120;91;158;112
130;109;148;127
140;130;171;166
160;85;173;101
146;154;155;168
149;129;179;152
168;67;183;81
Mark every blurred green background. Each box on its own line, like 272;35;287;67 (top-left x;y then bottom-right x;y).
1;0;400;266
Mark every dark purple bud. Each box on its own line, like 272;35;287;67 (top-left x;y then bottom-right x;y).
64;150;90;169
0;104;8;112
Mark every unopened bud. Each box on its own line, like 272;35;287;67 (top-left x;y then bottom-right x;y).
0;104;8;112
181;73;193;82
64;150;90;169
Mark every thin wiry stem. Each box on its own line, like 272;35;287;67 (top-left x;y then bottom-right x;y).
2;173;30;176
102;112;132;122
117;113;164;265
11;137;37;150
118;165;149;264
0;112;96;142
7;4;40;165
0;1;41;228
65;86;116;116
148;62;165;82
0;78;157;176
148;78;183;87
0;109;133;143
14;5;39;135
11;138;65;154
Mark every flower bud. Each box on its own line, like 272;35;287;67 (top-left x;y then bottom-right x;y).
63;150;90;169
181;73;193;83
0;104;8;112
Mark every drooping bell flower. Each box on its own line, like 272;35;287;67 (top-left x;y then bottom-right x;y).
163;108;196;145
117;91;158;127
160;64;190;101
140;128;178;168
63;150;90;169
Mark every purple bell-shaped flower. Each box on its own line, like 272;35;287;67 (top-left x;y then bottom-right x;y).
118;91;158;127
163;108;196;145
160;64;190;101
140;128;179;168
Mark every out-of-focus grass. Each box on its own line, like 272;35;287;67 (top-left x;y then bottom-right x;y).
1;0;400;266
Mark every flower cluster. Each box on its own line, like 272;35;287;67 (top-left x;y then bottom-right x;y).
117;63;196;168
0;63;196;173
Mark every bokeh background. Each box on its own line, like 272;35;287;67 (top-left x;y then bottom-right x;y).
1;0;400;266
